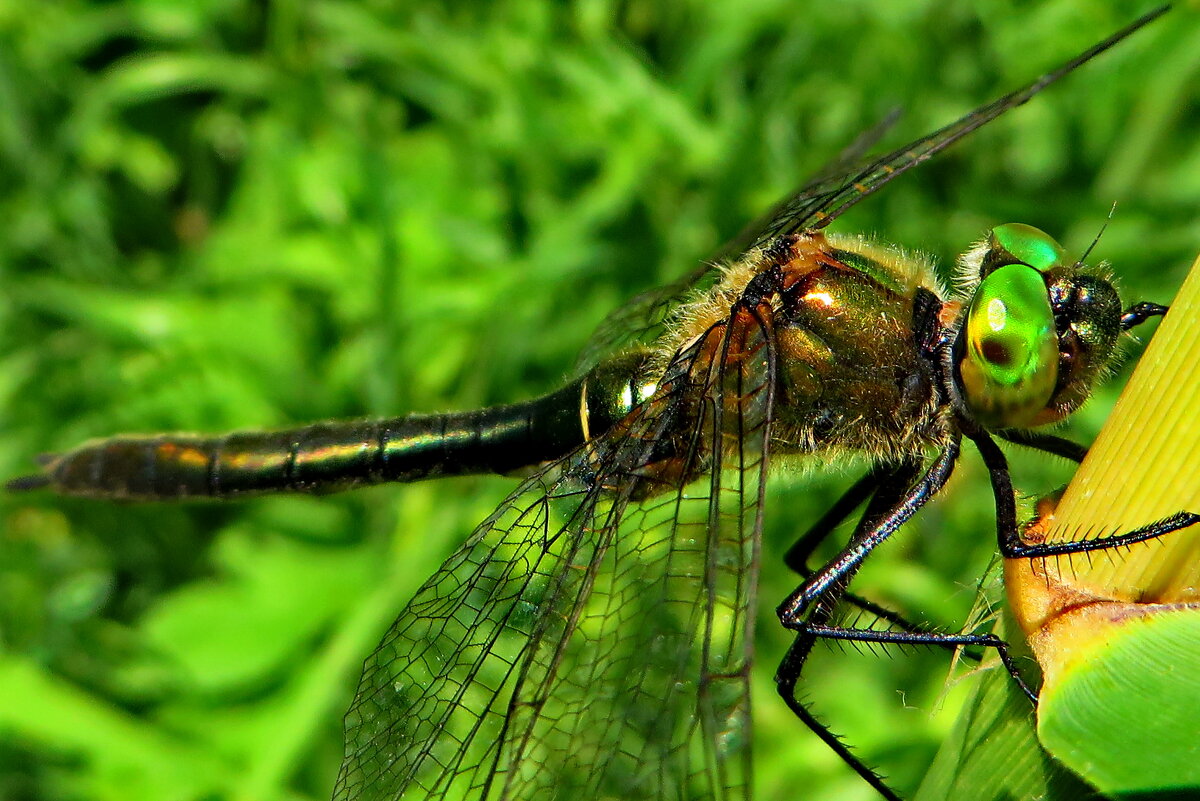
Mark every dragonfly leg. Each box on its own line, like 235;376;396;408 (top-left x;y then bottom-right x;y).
782;461;972;655
994;429;1087;463
833;591;989;662
777;436;960;625
803;624;1038;704
775;609;904;801
774;610;1032;801
969;431;1200;559
1119;301;1168;330
774;458;934;801
782;463;908;572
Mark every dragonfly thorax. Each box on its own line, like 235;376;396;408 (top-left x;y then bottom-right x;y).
745;232;947;459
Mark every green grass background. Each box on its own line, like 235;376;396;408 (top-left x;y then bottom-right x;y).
1;2;1198;800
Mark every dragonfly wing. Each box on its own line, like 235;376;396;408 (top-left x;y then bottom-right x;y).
334;309;776;801
710;106;902;266
579;9;1165;381
746;8;1167;245
500;319;776;801
573;108;901;374
577;4;1168;374
572;263;711;374
330;466;608;800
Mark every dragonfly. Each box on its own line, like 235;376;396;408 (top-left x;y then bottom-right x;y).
7;6;1196;801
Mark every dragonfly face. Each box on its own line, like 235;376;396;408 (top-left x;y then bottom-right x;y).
4;4;1195;801
953;223;1123;429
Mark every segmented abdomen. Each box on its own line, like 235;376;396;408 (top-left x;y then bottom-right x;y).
10;380;589;500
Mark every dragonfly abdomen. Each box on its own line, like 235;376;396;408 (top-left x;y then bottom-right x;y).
8;351;658;500
8;385;586;500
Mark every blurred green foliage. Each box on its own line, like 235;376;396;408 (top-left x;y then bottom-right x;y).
1;1;1197;800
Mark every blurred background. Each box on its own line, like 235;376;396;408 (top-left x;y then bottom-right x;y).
1;1;1197;800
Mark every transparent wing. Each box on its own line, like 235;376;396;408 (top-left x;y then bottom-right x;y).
574;6;1161;371
711;107;902;266
334;303;776;801
573;109;900;374
743;8;1165;246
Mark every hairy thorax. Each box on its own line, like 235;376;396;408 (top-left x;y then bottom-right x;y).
656;231;952;466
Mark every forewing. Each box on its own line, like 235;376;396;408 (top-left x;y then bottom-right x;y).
576;6;1164;371
573;109;900;374
747;8;1167;245
334;307;776;801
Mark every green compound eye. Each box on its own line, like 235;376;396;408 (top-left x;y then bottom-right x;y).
991;223;1066;272
960;264;1059;428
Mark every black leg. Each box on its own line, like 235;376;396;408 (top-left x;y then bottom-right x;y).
775;624;904;801
781;461;969;654
836;591;961;649
1120;301;1168;330
778;437;961;623
782;465;896;573
774;456;939;801
804;624;1037;703
775;422;1195;801
995;429;1087;463
969;430;1200;559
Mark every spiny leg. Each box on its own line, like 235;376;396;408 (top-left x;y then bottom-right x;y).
783;474;1035;704
775;603;904;801
782;464;902;573
775;458;933;801
969;430;1199;560
802;624;1036;703
777;611;1041;787
799;425;1198;724
781;461;972;654
779;436;960;622
772;301;1181;799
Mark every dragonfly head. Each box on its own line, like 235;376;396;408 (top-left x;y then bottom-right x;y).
954;223;1124;429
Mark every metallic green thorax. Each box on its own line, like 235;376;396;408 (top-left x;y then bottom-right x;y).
768;237;940;455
